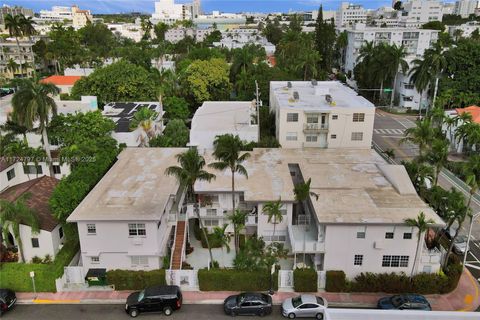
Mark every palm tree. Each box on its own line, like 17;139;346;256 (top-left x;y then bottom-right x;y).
455;121;480;154
401;119;435;158
402;160;434;196
19;14;36;77
444;205;470;268
6;58;19;75
409;57;432;115
296;49;322;81
210;134;250;215
229;209;247;255
423;44;447;109
426;139;449;186
0;194;40;262
262;199;283;240
165;148;216;267
385;44;409;108
404;212;435;276
211;224;231;266
231;46;254;76
12;79;60;177
293;178;319;222
4;14;24;77
129;107;159;147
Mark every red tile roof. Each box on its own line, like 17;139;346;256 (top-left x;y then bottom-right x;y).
40;75;82;86
456;106;480;124
0;176;59;231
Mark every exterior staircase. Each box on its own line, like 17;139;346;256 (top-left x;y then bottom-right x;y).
171;221;186;270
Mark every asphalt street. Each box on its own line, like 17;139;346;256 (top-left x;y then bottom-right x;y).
373;109;480;283
2;304;287;320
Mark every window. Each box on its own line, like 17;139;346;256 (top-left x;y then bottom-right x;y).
306;116;318;123
129;223;146;236
382;255;409;267
356;226;366;239
332;115;338;120
131;256;149;267
280;209;287;215
385;232;394;239
31;238;39;248
354;254;363;266
306;135;318;142
404;84;414;90
330;134;337;139
351;132;363;141
6;168;15;181
403;232;412;239
53;165;61;174
59;227;64;239
206;209;217;216
352;113;365;122
204;219;219;227
87;224;96;235
23;165;42;175
264;235;287;242
91;256;99;264
286;113;298;122
286;132;298;141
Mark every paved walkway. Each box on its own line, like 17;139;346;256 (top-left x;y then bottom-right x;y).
16;269;480;311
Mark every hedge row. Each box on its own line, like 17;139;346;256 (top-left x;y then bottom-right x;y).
106;269;166;290
198;269;278;291
0;240;79;292
325;264;462;294
293;268;317;292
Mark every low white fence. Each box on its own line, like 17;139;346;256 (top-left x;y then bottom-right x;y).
317;271;326;290
166;269;198;290
278;270;294;291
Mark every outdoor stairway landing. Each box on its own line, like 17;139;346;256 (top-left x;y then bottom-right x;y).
171;221;186;270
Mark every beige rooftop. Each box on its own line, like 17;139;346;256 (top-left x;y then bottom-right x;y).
68;147;443;226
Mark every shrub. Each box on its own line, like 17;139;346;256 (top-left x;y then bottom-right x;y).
294;268;317;292
350;272;411;293
325;270;347;292
31;256;43;264
106;269;166;290
198;269;278;291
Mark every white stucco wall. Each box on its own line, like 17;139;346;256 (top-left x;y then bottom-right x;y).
15;224;63;262
1;162;70;192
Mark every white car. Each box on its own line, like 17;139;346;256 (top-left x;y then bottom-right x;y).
281;294;327;319
453;235;468;255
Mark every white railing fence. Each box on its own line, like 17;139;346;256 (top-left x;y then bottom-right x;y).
166;269;198;290
278;270;294;291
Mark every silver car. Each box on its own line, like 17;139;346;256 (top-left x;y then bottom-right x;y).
281;294;327;319
453;235;468;255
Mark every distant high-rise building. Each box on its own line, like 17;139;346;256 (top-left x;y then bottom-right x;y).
151;0;193;24
192;0;201;18
336;2;367;28
0;5;34;28
399;0;443;27
454;0;479;18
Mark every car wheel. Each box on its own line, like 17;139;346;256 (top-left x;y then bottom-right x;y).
288;313;296;319
315;313;324;320
164;306;173;316
258;309;265;317
230;310;237;317
129;309;138;318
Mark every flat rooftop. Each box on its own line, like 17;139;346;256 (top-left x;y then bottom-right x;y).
102;102;162;133
67;148;186;222
270;81;375;112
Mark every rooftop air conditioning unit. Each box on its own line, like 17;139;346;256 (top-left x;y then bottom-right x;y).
287;81;292;88
311;79;318;86
293;91;300;100
325;94;333;104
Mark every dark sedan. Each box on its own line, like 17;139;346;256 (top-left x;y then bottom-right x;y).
0;289;16;316
224;292;273;316
377;294;431;311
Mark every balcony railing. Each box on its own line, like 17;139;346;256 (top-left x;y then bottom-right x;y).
245;214;257;226
303;123;328;133
287;225;325;253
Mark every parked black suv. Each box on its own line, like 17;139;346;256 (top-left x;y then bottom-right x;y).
0;289;16;316
125;285;182;317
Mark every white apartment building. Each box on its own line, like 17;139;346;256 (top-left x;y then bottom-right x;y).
394;57;430;110
164;27;212;43
107;23;143;42
68;147;444;278
270;81;375;149
442;2;456;15
449;21;480;38
399;0;443;28
38;6;73;22
189;101;259;150
193;11;247;30
151;0;192;25
213;28;275;54
336;2;367;28
454;0;479;18
0;40;36;78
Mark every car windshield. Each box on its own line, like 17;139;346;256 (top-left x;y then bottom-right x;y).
137;290;145;302
292;296;303;308
316;297;324;306
237;294;246;304
455;235;467;243
391;296;405;308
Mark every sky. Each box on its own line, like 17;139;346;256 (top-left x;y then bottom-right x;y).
1;0;399;14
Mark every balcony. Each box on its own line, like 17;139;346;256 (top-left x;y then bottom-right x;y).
303;123;328;133
245;214;258;226
288;225;324;253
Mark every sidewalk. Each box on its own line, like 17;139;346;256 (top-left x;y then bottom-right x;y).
16;269;480;311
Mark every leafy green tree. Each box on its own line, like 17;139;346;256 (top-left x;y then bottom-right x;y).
409;57;433;114
402;160;434;196
211;224;231;266
228;209;247;255
47;24;83;74
401;119;435;158
77;23;116;64
129;107;159;147
140;17;153;40
12;79;60;177
288;14;303;33
210;134;250;215
262;17;283;45
150;119;189;147
183;58;231;105
154;22;169;41
315;5;336;72
421;21;446;32
165;148;216;267
426;139;449;186
0;194;39;262
203;30;222;45
113;40;152;70
163;96;190;121
71;60;157;104
385;44;409;107
293;178;319;221
262;199;283;239
296;49;322;80
404;212;435;276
